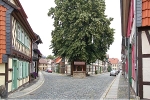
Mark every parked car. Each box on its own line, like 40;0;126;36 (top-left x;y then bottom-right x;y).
115;70;120;75
45;68;52;73
110;70;116;76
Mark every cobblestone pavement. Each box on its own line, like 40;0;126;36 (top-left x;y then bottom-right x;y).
117;74;136;99
15;72;115;99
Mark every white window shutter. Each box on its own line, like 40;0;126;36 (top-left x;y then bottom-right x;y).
20;61;22;79
25;62;27;77
26;62;29;77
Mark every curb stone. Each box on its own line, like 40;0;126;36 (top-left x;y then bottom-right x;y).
100;75;117;100
8;72;45;98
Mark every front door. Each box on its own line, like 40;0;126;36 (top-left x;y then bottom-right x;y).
12;59;18;91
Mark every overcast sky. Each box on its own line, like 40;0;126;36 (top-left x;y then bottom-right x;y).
19;0;121;60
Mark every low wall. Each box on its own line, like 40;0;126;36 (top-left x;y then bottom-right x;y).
73;71;86;78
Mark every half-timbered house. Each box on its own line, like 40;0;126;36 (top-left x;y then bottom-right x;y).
121;0;150;99
0;0;40;94
31;34;42;78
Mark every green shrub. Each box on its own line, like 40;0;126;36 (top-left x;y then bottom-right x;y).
107;66;112;72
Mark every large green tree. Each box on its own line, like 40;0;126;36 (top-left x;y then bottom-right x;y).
48;0;114;63
46;55;55;60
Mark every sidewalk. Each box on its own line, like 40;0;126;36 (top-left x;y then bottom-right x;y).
100;72;140;100
8;71;45;99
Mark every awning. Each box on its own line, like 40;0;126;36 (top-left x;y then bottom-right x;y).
33;49;42;55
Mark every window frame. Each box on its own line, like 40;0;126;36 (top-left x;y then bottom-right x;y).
17;24;21;41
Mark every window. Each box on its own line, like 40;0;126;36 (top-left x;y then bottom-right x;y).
17;25;21;41
18;61;22;79
21;30;24;44
17;23;29;47
28;39;30;48
25;34;27;46
26;37;30;48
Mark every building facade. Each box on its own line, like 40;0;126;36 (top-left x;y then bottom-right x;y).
31;34;42;78
39;58;48;71
108;58;119;70
121;0;150;99
0;0;41;95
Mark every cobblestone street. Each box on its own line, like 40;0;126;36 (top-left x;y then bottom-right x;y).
15;72;115;99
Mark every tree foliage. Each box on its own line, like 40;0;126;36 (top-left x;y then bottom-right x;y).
48;0;114;63
46;55;55;60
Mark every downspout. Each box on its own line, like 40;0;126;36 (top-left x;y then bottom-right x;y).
5;63;8;98
135;0;138;96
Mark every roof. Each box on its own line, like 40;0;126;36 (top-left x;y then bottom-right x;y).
34;33;43;43
54;57;62;64
14;0;28;18
11;0;37;40
0;6;7;63
120;0;131;37
39;58;48;64
2;0;19;9
108;58;119;64
142;0;150;26
47;59;51;62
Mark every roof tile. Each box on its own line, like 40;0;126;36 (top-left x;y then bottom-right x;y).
142;0;150;26
0;20;5;25
108;58;119;64
39;58;48;64
0;44;6;49
0;5;6;63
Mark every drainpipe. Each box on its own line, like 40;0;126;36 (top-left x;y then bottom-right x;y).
5;63;8;98
135;0;138;96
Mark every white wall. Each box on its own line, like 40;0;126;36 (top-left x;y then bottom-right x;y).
142;58;150;99
8;58;13;92
0;64;5;86
141;30;150;99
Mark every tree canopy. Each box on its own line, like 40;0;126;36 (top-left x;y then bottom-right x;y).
46;55;55;60
48;0;114;63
